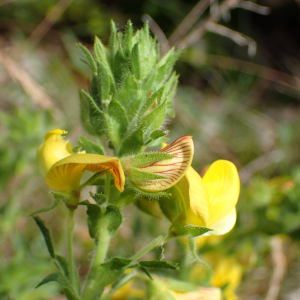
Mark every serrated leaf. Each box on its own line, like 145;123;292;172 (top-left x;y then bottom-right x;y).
33;216;55;258
132;152;174;168
107;98;128;149
139;260;180;271
118;128;144;157
104;205;122;233
77;43;97;73
78;200;101;239
80;136;105;155
90;192;106;206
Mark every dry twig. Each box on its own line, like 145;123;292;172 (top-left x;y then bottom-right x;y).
265;236;287;300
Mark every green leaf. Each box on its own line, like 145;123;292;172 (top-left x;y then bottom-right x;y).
90;75;101;107
146;136;169;147
94;257;132;290
77;43;97;73
131;43;141;80
112;49;128;84
107;98;128;149
135;198;162;218
30;197;59;216
166;101;175;117
79;90;96;135
80;136;105;155
132;152;174;168
185;225;212;237
109;20;119;67
33;216;55;258
77;170;108;189
139;87;164;117
36;272;80;300
97;60;111;102
79;200;102;239
139;266;153;280
140;100;167;138
123;20;133;57
130;167;167;181
139;260;180;271
150;130;168;140
90;192;106;206
94;37;109;67
118;128;144;157
116;74;140;118
55;255;69;278
104;205;122;234
81;89;106;135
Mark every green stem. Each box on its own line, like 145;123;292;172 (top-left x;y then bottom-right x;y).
82;173;112;299
67;207;77;289
131;235;168;262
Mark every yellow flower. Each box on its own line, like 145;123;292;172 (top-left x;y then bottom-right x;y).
179;160;240;236
122;136;194;192
37;129;125;192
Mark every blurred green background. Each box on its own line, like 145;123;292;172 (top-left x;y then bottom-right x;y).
1;0;300;299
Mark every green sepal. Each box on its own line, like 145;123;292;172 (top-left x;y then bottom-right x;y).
139;260;180;271
130;167;167;181
78;200;102;239
107;98;128;149
130;182;172;198
158;186;183;222
94;257;132;290
131;152;174;168
33;216;55;258
104;204;122;234
135;198;163;218
80;136;105;155
77;43;97;73
118;128;144;157
36;272;80;300
90;192;107;206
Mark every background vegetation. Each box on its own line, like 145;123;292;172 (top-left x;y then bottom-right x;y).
1;0;300;299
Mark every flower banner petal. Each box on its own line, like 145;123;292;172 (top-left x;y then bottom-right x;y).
46;154;125;192
133;136;194;191
203;160;240;227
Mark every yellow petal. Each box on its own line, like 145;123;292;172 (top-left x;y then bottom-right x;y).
134;136;194;191
46;154;125;192
209;207;236;236
37;129;73;177
203;160;240;227
185;167;210;226
170;287;221;300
